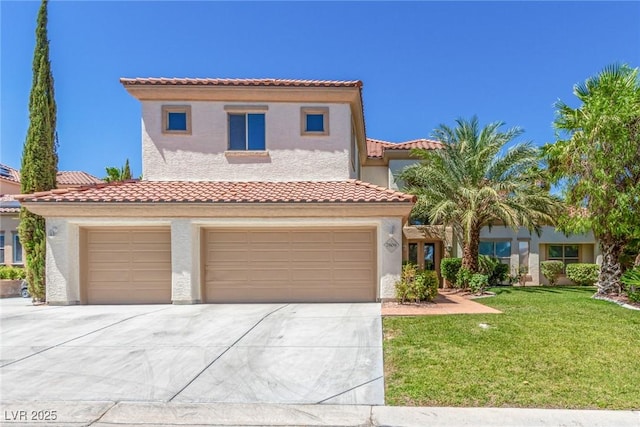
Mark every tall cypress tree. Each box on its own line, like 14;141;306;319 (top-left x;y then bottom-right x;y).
19;0;58;302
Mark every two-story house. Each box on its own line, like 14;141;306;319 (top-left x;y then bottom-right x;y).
361;138;600;285
1;164;103;268
18;78;415;305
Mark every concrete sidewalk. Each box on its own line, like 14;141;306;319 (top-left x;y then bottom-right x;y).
1;401;638;426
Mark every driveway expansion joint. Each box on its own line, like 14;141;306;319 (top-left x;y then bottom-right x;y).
168;304;290;402
0;306;172;369
317;375;384;404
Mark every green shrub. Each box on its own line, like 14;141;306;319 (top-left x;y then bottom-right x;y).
440;258;462;286
565;263;599;286
456;267;473;289
0;266;26;280
469;273;489;294
395;264;439;303
478;255;509;286
541;260;565;286
621;267;640;303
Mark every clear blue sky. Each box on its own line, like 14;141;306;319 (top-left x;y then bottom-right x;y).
2;1;639;180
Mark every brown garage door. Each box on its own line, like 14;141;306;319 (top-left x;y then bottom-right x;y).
204;228;376;303
83;228;171;304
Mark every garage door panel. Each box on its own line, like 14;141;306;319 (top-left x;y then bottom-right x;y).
204;227;375;303
84;228;171;304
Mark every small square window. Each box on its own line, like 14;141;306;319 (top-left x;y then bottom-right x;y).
301;107;329;135
162;105;191;134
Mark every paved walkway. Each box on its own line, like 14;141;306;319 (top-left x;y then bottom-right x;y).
0;401;637;426
382;290;502;316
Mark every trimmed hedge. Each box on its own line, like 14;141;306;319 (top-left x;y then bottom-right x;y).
396;263;439;303
0;266;26;280
541;260;565;286
440;258;462;286
566;263;599;286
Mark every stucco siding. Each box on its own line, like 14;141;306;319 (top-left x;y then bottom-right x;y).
0;215;21;266
388;159;418;190
141;101;353;182
360;166;388;188
44;216;403;304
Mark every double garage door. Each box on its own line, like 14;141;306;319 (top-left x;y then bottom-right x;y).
83;227;376;304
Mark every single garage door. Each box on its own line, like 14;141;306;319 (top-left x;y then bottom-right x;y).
83;227;171;304
204;227;376;303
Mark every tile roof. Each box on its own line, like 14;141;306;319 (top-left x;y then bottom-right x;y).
0;164;103;186
0;164;20;183
16;180;415;204
0;194;20;213
366;138;444;158
120;77;363;88
56;171;104;186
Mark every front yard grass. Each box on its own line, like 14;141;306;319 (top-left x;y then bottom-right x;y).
383;287;640;409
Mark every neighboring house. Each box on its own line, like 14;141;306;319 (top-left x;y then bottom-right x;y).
0;164;103;267
17;78;415;305
361;139;600;285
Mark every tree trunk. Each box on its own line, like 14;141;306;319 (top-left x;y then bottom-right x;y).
462;225;480;273
598;235;626;295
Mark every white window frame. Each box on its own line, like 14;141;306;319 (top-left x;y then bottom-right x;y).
12;232;23;265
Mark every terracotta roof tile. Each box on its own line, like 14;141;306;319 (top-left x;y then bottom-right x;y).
0;194;20;213
120;77;363;88
366;138;443;158
16;180;415;204
56;171;104;186
0;164;103;186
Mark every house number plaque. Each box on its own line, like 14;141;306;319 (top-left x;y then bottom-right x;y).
384;237;400;252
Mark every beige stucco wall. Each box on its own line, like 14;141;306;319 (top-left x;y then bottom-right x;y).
388;159;419;190
360;166;387;187
478;225;598;285
0;214;22;266
141;101;354;182
45;216;403;304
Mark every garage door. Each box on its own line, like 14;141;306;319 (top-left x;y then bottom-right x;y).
204;228;376;303
83;228;171;304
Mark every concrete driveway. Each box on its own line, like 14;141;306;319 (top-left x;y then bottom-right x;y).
0;298;383;405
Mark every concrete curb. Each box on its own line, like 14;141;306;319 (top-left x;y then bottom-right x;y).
1;402;639;426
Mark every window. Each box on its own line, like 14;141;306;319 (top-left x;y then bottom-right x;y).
228;113;265;151
162;105;191;134
408;243;418;265
12;232;22;264
424;243;436;271
479;240;511;264
518;240;529;269
301;107;329;135
548;244;579;272
0;232;4;264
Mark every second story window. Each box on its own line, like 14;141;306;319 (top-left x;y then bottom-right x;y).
228;113;265;151
162;105;192;134
301;107;329;136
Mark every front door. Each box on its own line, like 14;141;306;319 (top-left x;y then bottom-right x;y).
424;243;436;271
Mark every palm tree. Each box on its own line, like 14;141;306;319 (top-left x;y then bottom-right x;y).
104;158;133;182
399;116;562;272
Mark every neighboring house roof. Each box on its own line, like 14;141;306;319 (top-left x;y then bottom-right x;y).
0;164;104;187
0;194;20;213
16;180;415;204
56;171;104;186
366;138;443;159
120;77;362;88
0;164;21;183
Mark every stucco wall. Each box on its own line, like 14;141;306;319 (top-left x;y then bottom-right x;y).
45;216;402;304
1;214;22;266
360;166;387;187
478;226;597;284
388;159;418;190
141;101;354;182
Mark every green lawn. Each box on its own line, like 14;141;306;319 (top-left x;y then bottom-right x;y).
383;287;640;409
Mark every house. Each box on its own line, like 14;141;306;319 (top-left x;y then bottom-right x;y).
361;138;600;285
0;164;103;267
17;78;415;305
